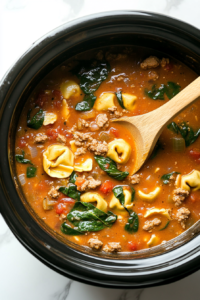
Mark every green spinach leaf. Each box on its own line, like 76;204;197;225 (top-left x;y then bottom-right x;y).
125;211;139;233
74;61;110;94
161;171;180;184
27;109;44;129
160;221;170;231
61;223;83;235
165;82;181;99
167;121;200;147
116;91;125;109
112;186;138;233
145;81;180;100
94;156;129;181
75;94;96;111
59;183;81;201
15;150;33;165
61;202;117;235
69;171;77;184
26;166;37;178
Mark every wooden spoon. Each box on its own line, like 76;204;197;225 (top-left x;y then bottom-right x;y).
114;77;200;174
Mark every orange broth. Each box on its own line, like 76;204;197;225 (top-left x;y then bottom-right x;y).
15;49;200;253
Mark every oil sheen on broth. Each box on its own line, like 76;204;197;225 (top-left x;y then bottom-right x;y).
15;48;200;253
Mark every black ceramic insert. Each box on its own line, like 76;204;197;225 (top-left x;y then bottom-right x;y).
1;11;200;288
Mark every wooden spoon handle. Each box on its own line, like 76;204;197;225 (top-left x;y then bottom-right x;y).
149;76;200;128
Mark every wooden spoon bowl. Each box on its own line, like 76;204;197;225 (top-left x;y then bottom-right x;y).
114;77;200;174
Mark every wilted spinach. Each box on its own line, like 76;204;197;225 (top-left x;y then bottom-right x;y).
167;121;200;147
112;186;138;233
59;183;81;201
145;81;180;100
69;171;77;184
26;166;37;178
74;61;110;94
75;94;96;111
61;223;83;235
15;150;33;165
27;108;44;129
116;91;125;109
161;171;180;184
61;202;117;235
94;156;129;181
159;221;170;231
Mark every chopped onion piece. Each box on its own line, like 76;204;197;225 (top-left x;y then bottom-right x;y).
80;110;96;120
18;174;26;186
172;137;185;152
99;132;110;142
90;122;99;131
28;145;38;158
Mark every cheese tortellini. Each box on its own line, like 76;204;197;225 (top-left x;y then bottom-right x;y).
94;93;115;111
180;170;200;192
147;234;159;247
43;145;74;178
138;187;161;202
74;158;93;172
121;93;137;111
144;208;171;220
81;192;107;212
60;80;81;99
43;112;57;125
107;139;131;164
109;189;133;211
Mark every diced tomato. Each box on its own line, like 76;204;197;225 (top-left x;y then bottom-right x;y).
100;180;114;194
189;149;200;160
46;129;58;140
59;197;75;204
18;138;26;148
75;177;86;187
110;127;119;138
128;241;138;251
52;89;63;101
54;100;62;108
35;92;49;107
55;203;67;214
165;63;173;71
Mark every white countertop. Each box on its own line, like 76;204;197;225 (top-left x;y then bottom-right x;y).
1;0;200;299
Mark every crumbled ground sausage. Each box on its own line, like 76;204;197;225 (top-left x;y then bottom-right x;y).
88;238;103;250
78;119;89;129
161;58;170;68
103;242;121;253
143;218;161;231
48;186;59;199
34;133;48;143
148;70;159;81
73;131;92;146
87;139;108;156
173;188;189;207
74;147;87;157
108;106;123;118
56;134;67;144
96;114;109;128
176;207;190;229
105;52;127;61
140;56;160;69
77;176;101;192
129;174;141;184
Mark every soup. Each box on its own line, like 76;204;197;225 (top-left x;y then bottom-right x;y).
15;48;200;253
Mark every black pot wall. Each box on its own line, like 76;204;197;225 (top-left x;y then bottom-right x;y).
1;11;200;288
